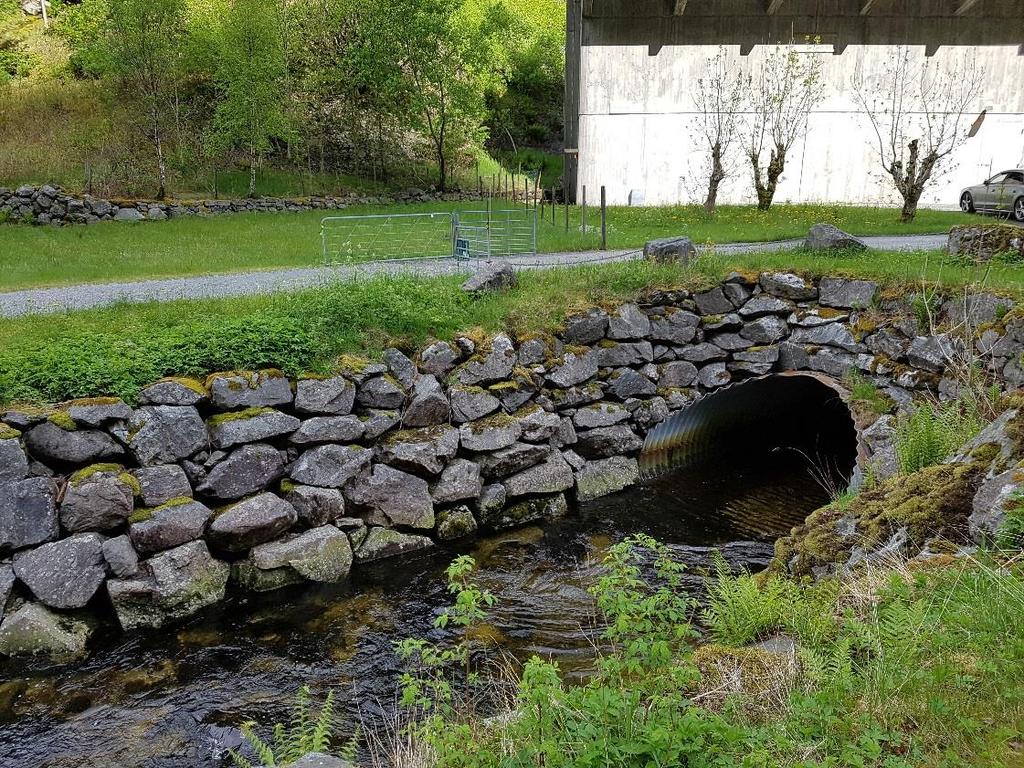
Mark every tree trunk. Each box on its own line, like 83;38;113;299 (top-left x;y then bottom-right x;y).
155;131;167;200
437;147;447;192
756;144;787;212
248;145;257;198
704;142;725;215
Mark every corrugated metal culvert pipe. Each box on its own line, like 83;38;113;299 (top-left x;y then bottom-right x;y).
639;373;859;488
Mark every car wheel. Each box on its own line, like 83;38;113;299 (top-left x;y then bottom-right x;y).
960;192;975;213
1015;196;1024;223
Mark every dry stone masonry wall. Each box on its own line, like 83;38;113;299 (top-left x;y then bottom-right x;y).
1;271;1022;659
0;184;497;226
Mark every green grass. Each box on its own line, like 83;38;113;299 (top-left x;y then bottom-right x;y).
0;202;978;291
3;246;1023;406
396;536;1024;768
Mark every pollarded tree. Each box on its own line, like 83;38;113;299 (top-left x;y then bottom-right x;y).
694;47;749;215
852;47;984;223
746;45;824;211
105;0;187;199
211;0;292;198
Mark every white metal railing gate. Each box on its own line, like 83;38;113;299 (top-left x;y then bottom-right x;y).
320;208;537;265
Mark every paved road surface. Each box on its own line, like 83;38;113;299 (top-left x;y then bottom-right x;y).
0;233;949;318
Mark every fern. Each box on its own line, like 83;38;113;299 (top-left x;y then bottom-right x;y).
895;397;987;473
229;686;346;768
702;553;790;646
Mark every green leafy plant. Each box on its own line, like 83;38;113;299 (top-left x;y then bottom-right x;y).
230;686;355;768
894;396;987;473
702;553;792;646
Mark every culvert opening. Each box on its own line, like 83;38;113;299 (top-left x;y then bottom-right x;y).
624;373;859;540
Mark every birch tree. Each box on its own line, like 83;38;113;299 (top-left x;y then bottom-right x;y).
693;47;748;214
746;46;824;211
211;0;292;198
852;47;984;223
105;0;186;199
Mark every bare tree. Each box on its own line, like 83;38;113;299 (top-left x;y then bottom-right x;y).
746;45;824;211
693;47;748;214
852;47;984;223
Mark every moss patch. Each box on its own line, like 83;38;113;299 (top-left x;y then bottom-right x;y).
774;461;984;577
206;407;275;427
130;495;195;524
69;463;124;485
46;411;78;431
152;376;207;395
0;424;22;440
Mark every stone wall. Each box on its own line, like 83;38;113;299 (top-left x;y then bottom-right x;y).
0;184;513;226
1;271;1020;659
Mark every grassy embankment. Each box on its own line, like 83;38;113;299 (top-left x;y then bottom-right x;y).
0;203;978;291
2;245;1022;406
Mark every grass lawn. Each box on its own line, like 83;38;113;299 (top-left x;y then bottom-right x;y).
2;246;1021;405
0;202;978;291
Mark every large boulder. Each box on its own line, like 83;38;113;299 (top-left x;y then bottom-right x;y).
60;466;135;533
648;309;700;344
208;409;299;450
293;376;356;416
455;333;517;386
284;485;345;528
403;375;450;427
419;341;460;378
207;370;293;409
207;493;298;552
24;421;124;465
289;445;373;488
430;459;483;504
106;541;230;630
477;441;550;479
65;398;132;427
460;416;523;452
356;376;406;409
607;304;651;340
502;453;574;499
574;425;643;459
345;465;435;529
102;535;139;578
562;309;609;345
0;602;94;660
0;435;28;483
129;499;213;555
547;350;599;389
759;272;817;301
818;277;878;309
128;406;208;466
138;378;208;406
251;525;352;581
378;427;459;476
198;444;285;500
0;478;59;551
575;456;640;502
804;223;868;251
436;506;478;540
354;527;434;563
461;261;517;294
13;533;107;609
643;236;696;264
449;386;501;423
130;464;192;508
287;418;364;450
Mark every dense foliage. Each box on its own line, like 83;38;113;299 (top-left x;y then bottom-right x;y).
0;0;564;195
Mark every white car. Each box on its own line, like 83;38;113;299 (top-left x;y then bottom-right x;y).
959;169;1024;222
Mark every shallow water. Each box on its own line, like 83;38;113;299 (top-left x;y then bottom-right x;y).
0;451;833;768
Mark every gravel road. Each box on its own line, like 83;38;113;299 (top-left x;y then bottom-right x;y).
0;233;949;318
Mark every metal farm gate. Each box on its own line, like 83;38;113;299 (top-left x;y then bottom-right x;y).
320;208;537;266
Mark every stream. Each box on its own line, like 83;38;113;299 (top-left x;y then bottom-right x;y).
0;449;833;768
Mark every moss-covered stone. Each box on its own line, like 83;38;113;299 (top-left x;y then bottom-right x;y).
46;411;77;431
774;461;984;576
205;406;274;427
0;424;22;440
69;463;124;485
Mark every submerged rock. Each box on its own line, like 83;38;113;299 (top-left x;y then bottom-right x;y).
575;456;640;503
354;528;434;563
0;602;94;660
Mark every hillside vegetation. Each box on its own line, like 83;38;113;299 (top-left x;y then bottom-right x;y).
0;0;565;197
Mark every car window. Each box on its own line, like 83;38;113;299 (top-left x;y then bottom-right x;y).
988;173;1008;184
1005;172;1024;184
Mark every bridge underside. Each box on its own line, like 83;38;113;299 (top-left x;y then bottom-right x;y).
639;373;859;488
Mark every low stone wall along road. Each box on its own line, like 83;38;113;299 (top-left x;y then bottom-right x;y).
0;234;948;317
